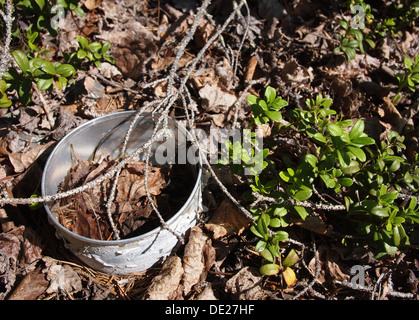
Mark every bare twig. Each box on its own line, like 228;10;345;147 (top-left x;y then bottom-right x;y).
251;192;346;212
0;0;14;80
32;83;55;129
335;280;417;299
292;235;320;300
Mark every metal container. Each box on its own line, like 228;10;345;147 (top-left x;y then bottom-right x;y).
41;111;203;274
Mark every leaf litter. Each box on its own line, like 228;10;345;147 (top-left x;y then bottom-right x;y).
0;0;418;301
53;155;194;240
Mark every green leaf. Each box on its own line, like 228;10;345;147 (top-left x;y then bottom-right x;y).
77;36;89;49
408;196;417;211
12;50;30;73
0;95;12;108
338;177;353;187
389;160;401;172
74;6;85;18
279;171;291;183
404;57;413;70
274;231;289;241
328;123;343;137
40;60;56;75
347;146;366;162
269;218;281;228
313;132;327;144
246;94;258;105
271;97;288;110
260;248;274;262
371;206;389;217
88;42;102;52
340;20;349;30
342;47;356;61
364;38;375;49
282;249;299;268
260;263;280;276
250;225;263;238
56;76;68;91
273;206;287;217
337;119;354;127
255;239;267;252
351;136;375;146
305;154;318;167
349;119;364;140
258;99;268;111
17;81;31;105
36;77;54;91
35;0;45;9
77;49;87;59
56;64;76;77
293;206;308;220
264;86;276;104
101;41;111;53
293;187;312;202
264;110;282;122
337;149;351;167
320;174;336;188
383;241;398;256
380;191;398;204
28;194;43;210
349;29;363;42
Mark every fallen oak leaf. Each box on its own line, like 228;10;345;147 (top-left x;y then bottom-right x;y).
143;255;184;300
199;84;237;114
205;199;251;239
8;142;54;173
182;226;215;296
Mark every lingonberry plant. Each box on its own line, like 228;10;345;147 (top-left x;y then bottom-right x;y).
0;0;113;108
335;1;419;61
219;86;419;276
3;50;76;105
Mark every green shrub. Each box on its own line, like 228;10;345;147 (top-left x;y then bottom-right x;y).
220;86;419;275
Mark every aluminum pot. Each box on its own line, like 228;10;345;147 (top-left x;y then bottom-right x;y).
41;111;203;274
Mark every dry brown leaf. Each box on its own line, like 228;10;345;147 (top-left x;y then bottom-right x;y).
182;226;215;296
245;56;258;82
73;207;110;240
0;208;14;233
199;84;237;114
194;283;217;300
280;60;312;83
143;255;184;300
45;263;82;294
205;199;251;239
8;142;54;173
291;216;333;235
194;17;216;48
116;163;166;200
83;0;102;10
225;267;264;300
0;226;43;299
381;97;407;133
308;244;350;286
8;268;49;300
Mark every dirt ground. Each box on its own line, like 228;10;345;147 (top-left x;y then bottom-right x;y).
0;0;418;300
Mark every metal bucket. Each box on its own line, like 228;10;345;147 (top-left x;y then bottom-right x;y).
41;111;203;274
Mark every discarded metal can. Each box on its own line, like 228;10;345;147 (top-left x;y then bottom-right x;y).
41;111;203;274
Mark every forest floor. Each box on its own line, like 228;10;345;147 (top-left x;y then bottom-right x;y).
0;0;418;301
